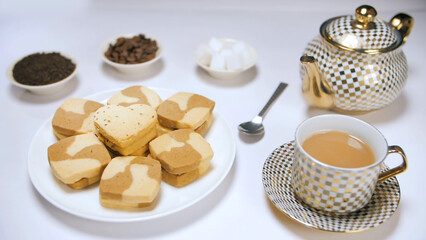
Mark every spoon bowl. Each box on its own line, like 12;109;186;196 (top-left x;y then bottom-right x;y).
238;116;264;135
238;82;288;135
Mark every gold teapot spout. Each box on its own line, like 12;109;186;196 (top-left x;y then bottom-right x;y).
390;13;414;43
300;55;334;109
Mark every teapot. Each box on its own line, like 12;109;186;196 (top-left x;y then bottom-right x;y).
300;5;413;113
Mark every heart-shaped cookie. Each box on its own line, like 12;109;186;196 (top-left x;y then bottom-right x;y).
94;104;157;155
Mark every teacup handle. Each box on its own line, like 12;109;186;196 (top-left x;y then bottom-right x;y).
378;145;407;182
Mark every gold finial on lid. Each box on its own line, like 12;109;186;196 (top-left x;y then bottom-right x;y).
356;5;377;23
353;5;377;29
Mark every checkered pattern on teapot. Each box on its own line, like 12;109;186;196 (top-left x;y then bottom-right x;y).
300;36;408;112
291;146;381;214
325;16;396;50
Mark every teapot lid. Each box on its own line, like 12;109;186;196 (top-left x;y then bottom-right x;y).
320;5;403;54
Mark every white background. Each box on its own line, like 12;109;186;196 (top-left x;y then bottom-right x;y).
1;0;426;239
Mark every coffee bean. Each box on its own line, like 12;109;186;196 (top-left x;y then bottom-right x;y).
105;34;158;64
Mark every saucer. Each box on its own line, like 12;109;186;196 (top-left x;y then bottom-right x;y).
262;141;401;233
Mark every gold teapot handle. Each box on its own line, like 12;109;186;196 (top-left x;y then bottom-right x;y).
390;13;414;43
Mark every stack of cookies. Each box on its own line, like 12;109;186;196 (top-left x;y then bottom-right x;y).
47;133;111;189
149;129;214;187
47;85;215;209
51;98;104;140
99;156;161;208
156;92;215;136
93;104;157;156
107;85;162;109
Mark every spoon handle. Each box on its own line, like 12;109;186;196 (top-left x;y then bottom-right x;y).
258;82;288;118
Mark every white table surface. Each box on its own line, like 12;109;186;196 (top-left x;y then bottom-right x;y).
1;1;426;239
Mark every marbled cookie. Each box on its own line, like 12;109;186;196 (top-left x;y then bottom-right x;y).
94;104;157;156
99;156;161;209
149;129;214;186
52;98;104;138
156;113;214;136
156;92;215;129
47;133;112;189
107;86;162;109
52;129;68;140
161;158;211;187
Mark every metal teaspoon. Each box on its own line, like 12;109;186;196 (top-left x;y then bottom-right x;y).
238;82;288;135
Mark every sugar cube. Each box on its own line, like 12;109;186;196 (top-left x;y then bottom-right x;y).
195;44;213;66
240;48;254;67
210;53;226;70
220;49;232;59
226;53;243;71
232;41;247;53
208;38;223;52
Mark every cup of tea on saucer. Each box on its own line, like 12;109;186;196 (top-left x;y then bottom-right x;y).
291;114;407;214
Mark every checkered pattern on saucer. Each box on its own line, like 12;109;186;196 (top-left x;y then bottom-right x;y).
300;36;407;112
262;141;401;232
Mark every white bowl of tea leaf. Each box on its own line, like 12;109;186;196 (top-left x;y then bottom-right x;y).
7;52;77;95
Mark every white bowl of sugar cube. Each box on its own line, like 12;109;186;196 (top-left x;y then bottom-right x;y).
194;38;257;80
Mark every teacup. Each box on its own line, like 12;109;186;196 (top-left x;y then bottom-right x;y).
291;114;407;214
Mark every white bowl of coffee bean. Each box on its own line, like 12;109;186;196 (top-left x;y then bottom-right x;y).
7;52;77;95
100;33;163;75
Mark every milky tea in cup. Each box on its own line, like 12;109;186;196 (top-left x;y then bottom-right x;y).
291;114;407;214
302;130;375;169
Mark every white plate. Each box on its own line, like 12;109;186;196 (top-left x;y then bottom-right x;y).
28;87;236;222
